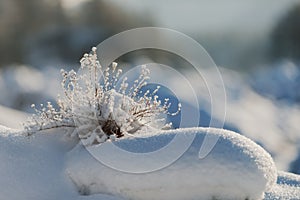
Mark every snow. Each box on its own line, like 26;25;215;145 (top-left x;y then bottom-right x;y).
0;124;299;199
67;127;277;200
265;171;300;199
277;171;300;187
0;65;60;112
0;105;28;129
214;66;300;171
0;125;124;200
153;65;300;172
250;61;300;104
0;59;300;199
1;63;298;172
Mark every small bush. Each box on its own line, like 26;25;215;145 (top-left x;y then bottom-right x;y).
24;47;180;145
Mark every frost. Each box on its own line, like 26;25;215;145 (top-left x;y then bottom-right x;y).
24;47;180;145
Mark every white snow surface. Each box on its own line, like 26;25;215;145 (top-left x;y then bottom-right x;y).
0;125;123;200
1;63;300;199
156;65;300;171
265;171;300;199
67;127;276;200
0;125;300;199
0;105;29;129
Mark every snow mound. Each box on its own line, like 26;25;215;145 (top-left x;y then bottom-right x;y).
0;126;124;200
265;171;300;199
1;125;299;199
0;127;75;200
66;127;277;200
0;106;28;129
0;124;20;136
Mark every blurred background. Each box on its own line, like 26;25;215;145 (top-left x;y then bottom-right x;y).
0;0;300;174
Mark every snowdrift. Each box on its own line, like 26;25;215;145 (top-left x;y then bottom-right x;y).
67;127;277;200
0;125;122;200
0;125;299;199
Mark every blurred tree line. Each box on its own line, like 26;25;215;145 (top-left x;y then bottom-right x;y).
0;0;152;68
0;0;300;69
270;4;300;64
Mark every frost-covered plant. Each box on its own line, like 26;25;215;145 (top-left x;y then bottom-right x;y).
24;47;181;145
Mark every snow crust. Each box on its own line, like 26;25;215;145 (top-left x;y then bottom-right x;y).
0;125;299;199
66;127;277;200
